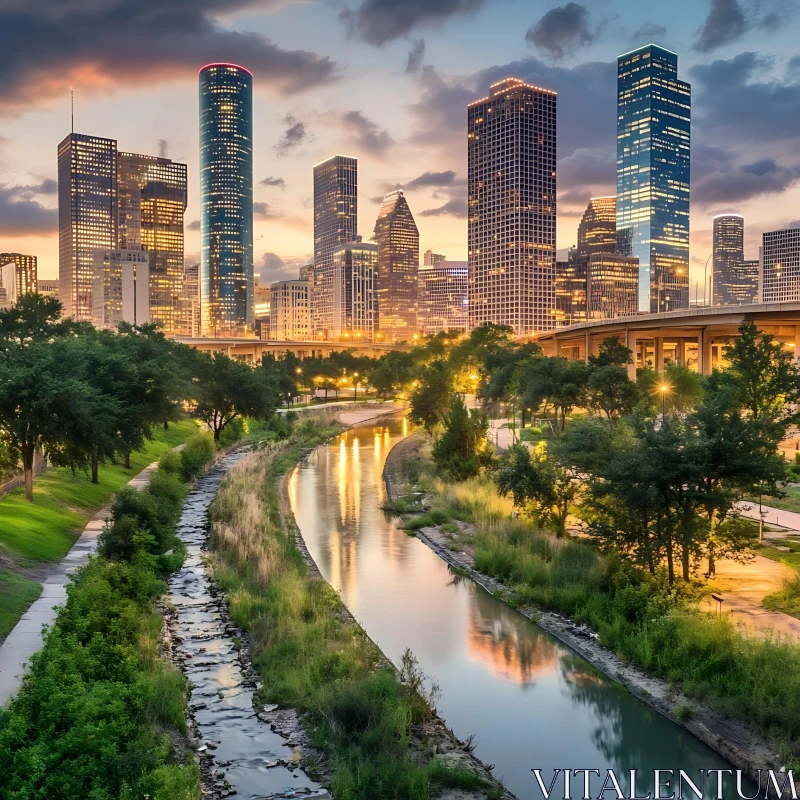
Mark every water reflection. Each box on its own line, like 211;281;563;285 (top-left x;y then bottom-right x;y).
289;418;741;800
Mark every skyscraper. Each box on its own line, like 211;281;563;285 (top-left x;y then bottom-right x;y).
118;152;187;334
0;253;37;298
92;249;150;330
270;279;312;341
199;63;254;336
617;44;690;313
555;249;587;325
332;240;377;341
374;190;419;342
313;155;358;338
418;260;469;334
761;228;800;303
712;214;757;305
587;254;640;319
577;197;617;258
58;133;118;320
468;78;557;335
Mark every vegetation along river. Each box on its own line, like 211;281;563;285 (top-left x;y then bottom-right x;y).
288;417;745;800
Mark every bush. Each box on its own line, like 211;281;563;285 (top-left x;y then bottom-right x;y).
218;416;245;449
180;432;215;482
158;450;182;475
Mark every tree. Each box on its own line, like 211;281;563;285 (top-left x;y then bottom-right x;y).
0;294;77;349
409;360;452;434
496;443;579;536
586;338;638;420
192;353;279;441
370;351;414;399
432;396;491;480
519;356;588;431
0;338;97;499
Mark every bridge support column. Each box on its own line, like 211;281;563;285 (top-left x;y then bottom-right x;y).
584;331;591;364
697;329;712;376
655;337;664;375
625;329;637;381
795;326;800;364
676;339;686;366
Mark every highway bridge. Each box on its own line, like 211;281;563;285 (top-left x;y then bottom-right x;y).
532;302;800;378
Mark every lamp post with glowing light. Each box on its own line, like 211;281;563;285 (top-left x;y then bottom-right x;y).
352;372;359;402
660;384;668;418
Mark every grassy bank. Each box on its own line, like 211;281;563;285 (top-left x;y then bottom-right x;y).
208;412;501;800
397;436;800;769
0;431;217;800
0;570;41;640
0;418;199;566
760;537;800;619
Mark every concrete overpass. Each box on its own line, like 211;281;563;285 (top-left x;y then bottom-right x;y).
173;336;408;362
532;302;800;378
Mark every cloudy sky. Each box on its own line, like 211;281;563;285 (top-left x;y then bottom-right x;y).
1;0;799;295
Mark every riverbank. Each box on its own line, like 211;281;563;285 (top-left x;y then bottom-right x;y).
384;430;790;787
208;408;511;800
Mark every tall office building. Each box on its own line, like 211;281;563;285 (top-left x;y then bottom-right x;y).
182;264;201;337
199;63;254;336
92;249;150;330
332;240;377;341
761;228;800;303
118;153;187;333
424;250;446;266
468;78;557;335
587;254;639;319
312;155;358;338
58;133;118;320
555;249;588;325
270;279;312;341
0;253;37;301
577;197;617;258
712;214;757;305
617;44;690;313
418;260;469;334
374;190;419;342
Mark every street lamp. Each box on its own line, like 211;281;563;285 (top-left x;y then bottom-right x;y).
353;372;359;402
703;253;712;307
660;384;669;418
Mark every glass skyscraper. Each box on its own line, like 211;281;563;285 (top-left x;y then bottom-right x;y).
58;133;118;321
468;78;557;335
616;44;690;313
712;214;758;305
199;63;254;336
313;155;358;338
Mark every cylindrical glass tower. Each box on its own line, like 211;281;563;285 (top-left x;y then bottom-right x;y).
199;63;253;336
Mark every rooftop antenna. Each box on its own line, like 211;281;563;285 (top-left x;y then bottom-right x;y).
70;87;74;134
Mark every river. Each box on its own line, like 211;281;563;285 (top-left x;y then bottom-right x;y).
288;417;744;800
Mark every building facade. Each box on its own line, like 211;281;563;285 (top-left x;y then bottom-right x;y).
332;241;377;341
118;152;187;334
468;78;557;335
418;260;469;334
762;229;800;303
0;254;37;301
424;250;446;266
313;155;358;338
270;279;312;341
182;264;201;337
712;214;758;306
199;63;254;336
555;249;588;326
58;133;118;321
587;254;640;319
577;197;616;258
374;190;419;342
38;281;59;300
92;249;150;330
617;44;690;313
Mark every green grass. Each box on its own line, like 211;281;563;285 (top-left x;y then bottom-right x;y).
0;569;41;639
0;419;199;565
208;413;500;799
760;537;800;619
751;485;800;514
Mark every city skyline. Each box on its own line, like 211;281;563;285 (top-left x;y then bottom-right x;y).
2;0;799;303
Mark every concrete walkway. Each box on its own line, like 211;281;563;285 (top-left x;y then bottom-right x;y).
736;499;800;532
0;460;162;705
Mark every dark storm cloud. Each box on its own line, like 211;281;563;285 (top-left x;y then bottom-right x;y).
693;0;794;52
260;176;286;190
419;197;467;218
405;39;426;74
0;184;57;235
339;0;484;46
259;251;310;284
558;148;615;190
693;157;800;205
631;22;667;40
0;0;336;114
525;3;598;61
403;170;459;189
694;0;747;52
274;115;312;157
691;52;800;144
340;110;394;156
187;219;201;231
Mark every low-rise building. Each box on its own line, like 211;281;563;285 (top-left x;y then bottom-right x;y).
270;278;311;341
417;260;468;334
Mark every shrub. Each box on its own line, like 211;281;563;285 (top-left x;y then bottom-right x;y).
218;416;245;449
158;450;182;475
180;432;215;482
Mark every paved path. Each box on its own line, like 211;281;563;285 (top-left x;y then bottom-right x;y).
0;460;162;705
736;499;800;532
